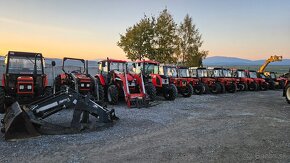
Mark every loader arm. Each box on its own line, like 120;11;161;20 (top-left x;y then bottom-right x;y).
2;87;118;141
258;55;283;73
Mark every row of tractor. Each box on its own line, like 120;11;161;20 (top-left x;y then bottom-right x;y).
0;51;288;141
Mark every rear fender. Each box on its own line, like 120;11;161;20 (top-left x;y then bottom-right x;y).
95;74;106;86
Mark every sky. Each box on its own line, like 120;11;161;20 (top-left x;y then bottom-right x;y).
0;0;289;60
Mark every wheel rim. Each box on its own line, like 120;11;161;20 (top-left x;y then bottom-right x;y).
287;87;290;100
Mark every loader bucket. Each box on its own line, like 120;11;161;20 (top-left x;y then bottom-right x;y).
2;102;40;141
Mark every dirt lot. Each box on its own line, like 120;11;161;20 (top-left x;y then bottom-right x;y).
1;90;290;162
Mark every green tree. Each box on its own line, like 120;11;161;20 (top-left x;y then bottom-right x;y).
117;15;155;61
178;14;208;67
151;9;180;64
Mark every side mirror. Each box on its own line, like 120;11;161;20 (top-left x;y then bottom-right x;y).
51;61;56;67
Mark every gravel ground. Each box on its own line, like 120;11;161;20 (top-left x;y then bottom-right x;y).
0;90;290;162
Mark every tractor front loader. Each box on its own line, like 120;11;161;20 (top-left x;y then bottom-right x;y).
96;58;149;108
1;87;118;141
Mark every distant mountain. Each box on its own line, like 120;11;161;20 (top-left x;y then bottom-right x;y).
204;56;290;66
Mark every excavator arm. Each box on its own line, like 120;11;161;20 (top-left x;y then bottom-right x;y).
258;55;283;73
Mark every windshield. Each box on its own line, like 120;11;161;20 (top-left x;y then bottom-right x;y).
223;70;232;77
197;69;208;77
110;62;126;72
212;69;223;77
249;72;257;78
178;68;190;77
8;56;43;74
161;66;177;77
260;74;266;78
63;59;85;73
270;73;276;79
144;63;159;74
237;71;246;78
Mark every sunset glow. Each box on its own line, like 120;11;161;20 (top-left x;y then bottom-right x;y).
0;0;289;60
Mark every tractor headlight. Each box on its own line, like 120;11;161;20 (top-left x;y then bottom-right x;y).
19;85;24;90
27;85;32;90
86;83;90;87
162;79;168;84
81;83;85;87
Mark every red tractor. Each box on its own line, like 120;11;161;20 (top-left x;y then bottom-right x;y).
0;51;52;114
134;60;177;101
96;58;149;108
189;67;222;94
246;70;269;91
208;68;237;93
177;66;206;95
232;69;258;91
53;57;104;104
222;68;247;91
159;65;193;97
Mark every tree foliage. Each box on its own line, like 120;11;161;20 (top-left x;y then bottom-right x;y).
178;14;208;67
118;9;208;66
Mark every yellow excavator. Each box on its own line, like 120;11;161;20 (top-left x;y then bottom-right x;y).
257;55;285;89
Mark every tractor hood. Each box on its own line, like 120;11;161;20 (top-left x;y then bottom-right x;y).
73;73;91;81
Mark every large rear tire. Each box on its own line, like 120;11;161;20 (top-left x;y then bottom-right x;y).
210;83;222;94
0;87;5;114
94;81;105;106
285;84;290;104
181;84;193;97
227;83;237;93
145;83;157;101
107;85;119;105
248;82;257;91
238;83;247;91
163;84;177;101
279;80;285;89
193;83;205;95
260;82;268;91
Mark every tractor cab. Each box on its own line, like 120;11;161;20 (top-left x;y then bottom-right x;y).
178;66;206;95
0;51;51;113
160;65;193;97
208;67;237;93
189;67;221;94
233;69;257;91
247;70;268;91
133;60;177;101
